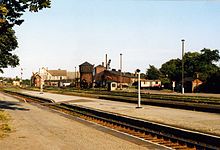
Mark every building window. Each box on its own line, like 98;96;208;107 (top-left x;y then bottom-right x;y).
112;83;116;87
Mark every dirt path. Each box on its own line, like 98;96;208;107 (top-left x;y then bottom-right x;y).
0;93;149;150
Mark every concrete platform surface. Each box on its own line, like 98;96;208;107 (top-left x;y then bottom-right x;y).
20;90;220;136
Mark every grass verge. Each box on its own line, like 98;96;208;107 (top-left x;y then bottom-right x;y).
0;110;11;138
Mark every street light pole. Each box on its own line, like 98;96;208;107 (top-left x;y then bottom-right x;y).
75;66;77;87
120;53;122;90
136;69;142;108
40;78;43;94
181;39;185;94
20;67;23;87
39;68;45;94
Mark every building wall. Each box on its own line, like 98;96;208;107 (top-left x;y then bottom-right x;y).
32;76;41;87
79;62;94;88
95;66;106;75
13;81;20;86
80;73;93;84
192;79;202;92
50;75;67;80
39;67;48;80
102;70;133;85
140;80;161;88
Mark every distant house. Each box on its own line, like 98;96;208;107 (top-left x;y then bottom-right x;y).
93;64;107;87
94;68;137;88
192;79;203;92
45;69;67;87
93;64;162;89
179;77;203;93
12;80;20;86
31;67;80;88
140;79;161;89
31;72;42;87
47;69;67;80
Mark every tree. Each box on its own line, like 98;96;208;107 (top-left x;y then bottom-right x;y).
198;69;220;93
159;48;220;92
0;0;51;73
1;0;51;28
160;59;182;82
0;27;19;73
183;49;219;81
22;79;31;86
146;65;161;80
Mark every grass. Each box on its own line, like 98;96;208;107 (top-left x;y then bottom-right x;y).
0;111;9;121
0;110;11;138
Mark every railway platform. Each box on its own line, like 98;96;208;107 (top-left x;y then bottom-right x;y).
20;90;220;136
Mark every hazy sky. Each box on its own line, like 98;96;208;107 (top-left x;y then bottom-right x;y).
2;0;220;79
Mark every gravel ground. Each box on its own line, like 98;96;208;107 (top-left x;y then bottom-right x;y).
0;93;149;150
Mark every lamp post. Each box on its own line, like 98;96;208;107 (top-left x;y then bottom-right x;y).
20;68;23;87
75;66;77;87
181;39;185;94
39;68;45;94
40;78;44;94
136;69;142;108
120;53;122;90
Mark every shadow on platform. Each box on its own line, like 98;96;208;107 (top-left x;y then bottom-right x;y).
0;101;29;111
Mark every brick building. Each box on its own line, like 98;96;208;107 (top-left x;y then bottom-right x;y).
93;64;106;87
79;62;94;88
31;72;42;87
94;67;137;88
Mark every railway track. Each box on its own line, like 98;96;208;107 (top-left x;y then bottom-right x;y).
3;90;220;150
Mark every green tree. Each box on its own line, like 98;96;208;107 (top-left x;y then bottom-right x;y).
197;48;220;81
0;27;18;73
1;0;51;28
22;79;31;86
0;0;51;73
160;58;182;82
198;69;220;93
146;65;161;80
159;48;220;91
183;49;219;81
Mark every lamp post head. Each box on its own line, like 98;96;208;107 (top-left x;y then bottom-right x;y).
181;39;185;42
136;69;140;73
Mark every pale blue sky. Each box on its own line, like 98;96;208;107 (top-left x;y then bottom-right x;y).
2;0;220;79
